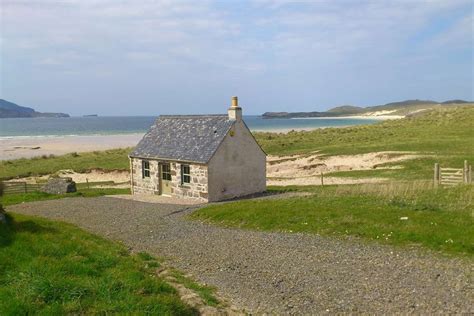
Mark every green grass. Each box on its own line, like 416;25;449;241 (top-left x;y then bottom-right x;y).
0;148;131;180
1;188;130;207
256;106;474;180
191;183;474;256
168;270;220;307
0;212;198;314
256;106;474;156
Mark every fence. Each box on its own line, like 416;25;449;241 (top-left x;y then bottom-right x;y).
2;180;126;195
3;182;42;194
434;160;472;187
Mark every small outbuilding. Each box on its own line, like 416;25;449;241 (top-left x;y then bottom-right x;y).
129;97;266;202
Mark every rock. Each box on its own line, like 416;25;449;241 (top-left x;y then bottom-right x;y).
41;177;77;194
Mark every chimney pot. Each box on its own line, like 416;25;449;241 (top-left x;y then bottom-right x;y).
228;96;242;121
231;96;238;107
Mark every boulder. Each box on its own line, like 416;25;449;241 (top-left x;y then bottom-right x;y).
41;177;77;194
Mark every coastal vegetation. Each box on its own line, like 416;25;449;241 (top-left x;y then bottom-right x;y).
192;183;473;256
0;212;200;314
1;188;130;207
262;99;472;118
258;106;474;180
0;149;131;180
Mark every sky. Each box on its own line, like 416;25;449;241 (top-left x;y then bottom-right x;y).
1;0;473;116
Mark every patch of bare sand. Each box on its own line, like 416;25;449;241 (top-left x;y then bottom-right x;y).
6;169;130;187
267;151;423;186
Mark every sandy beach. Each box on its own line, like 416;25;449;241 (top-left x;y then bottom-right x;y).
0;113;404;161
0;134;144;160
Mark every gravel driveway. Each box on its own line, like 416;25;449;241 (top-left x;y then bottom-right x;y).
9;197;473;314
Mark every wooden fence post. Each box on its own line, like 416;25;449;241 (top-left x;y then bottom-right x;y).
464;160;468;183
321;172;324;186
469;165;472;184
434;163;440;187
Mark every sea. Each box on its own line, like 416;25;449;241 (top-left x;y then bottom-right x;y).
0;116;381;138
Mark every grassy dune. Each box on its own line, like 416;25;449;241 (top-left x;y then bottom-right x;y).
256;106;474;180
0;148;131;180
256;106;474;156
0;213;200;314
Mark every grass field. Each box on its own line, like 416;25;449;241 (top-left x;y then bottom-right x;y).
0;212;203;314
1;188;130;207
192;183;474;256
0;148;131;180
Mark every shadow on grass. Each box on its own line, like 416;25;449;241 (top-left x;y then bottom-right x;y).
0;213;58;248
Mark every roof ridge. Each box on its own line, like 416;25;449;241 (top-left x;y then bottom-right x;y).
159;114;227;118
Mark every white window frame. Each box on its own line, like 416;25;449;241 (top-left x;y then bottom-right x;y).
181;164;191;184
142;160;150;178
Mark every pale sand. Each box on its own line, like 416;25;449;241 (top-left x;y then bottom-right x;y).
267;151;424;186
6;169;131;186
0;134;144;160
292;114;404;120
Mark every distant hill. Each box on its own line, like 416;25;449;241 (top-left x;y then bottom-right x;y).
326;105;365;114
0;99;69;118
262;99;473;118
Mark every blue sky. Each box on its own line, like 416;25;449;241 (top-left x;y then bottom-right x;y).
1;0;472;116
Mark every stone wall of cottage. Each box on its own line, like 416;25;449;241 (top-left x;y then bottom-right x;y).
170;162;208;201
130;158;160;194
130;157;209;201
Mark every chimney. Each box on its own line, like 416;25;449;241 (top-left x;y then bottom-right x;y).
228;96;242;121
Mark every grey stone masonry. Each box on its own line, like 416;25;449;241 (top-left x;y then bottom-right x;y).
170;163;208;201
130;157;209;202
131;158;159;194
41;177;77;194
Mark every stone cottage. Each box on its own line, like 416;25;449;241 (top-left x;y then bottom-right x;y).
129;97;266;202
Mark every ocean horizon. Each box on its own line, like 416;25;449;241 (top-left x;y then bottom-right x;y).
0;115;382;138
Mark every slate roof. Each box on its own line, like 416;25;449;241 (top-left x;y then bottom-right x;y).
130;115;235;163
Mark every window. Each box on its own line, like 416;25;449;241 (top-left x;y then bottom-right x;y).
142;160;150;178
161;163;171;181
181;164;191;184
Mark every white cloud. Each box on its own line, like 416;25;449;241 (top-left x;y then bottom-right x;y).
1;0;472;113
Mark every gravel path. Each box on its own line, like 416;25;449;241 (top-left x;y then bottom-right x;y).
9;197;473;314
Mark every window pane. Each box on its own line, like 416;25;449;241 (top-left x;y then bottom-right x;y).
181;164;191;184
161;163;171;180
142;160;150;178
